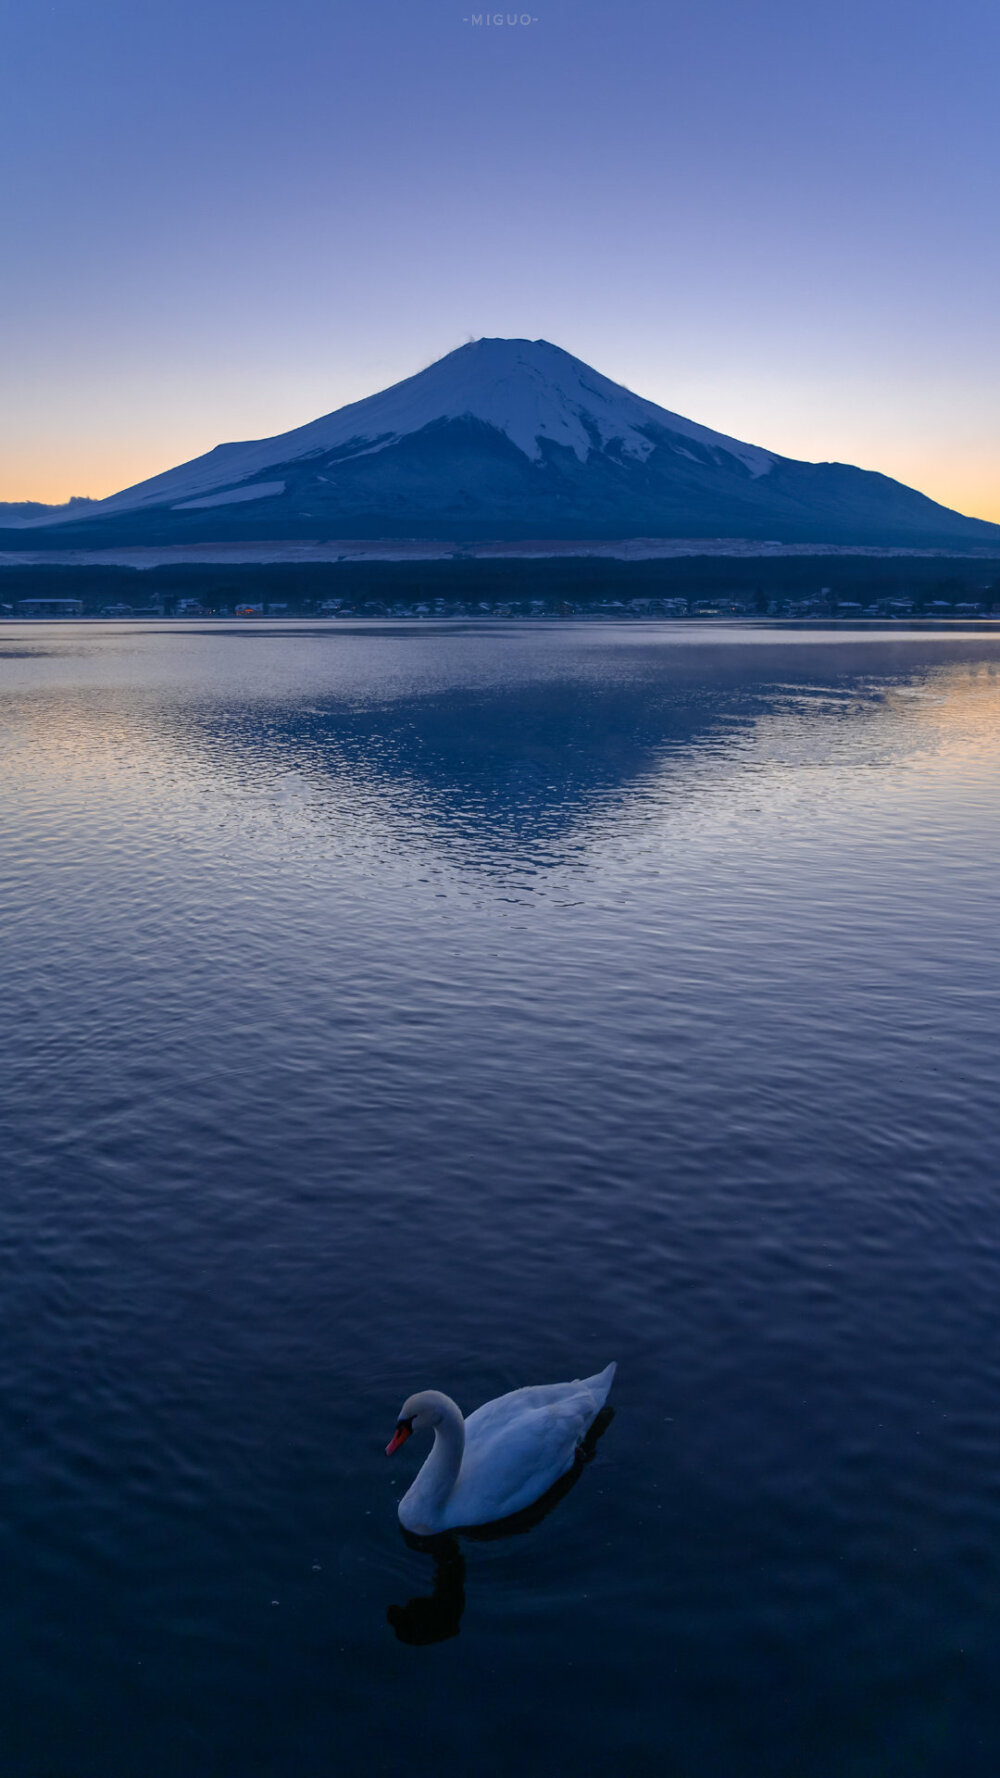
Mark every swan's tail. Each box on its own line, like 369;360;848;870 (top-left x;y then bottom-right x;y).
583;1361;617;1410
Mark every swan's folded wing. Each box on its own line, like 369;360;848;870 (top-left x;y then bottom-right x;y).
453;1391;596;1524
466;1372;611;1431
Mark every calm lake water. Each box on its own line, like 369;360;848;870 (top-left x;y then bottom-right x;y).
3;619;1000;1777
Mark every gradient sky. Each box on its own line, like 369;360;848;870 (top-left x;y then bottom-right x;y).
2;0;998;518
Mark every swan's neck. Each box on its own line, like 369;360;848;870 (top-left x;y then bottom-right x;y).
420;1402;465;1513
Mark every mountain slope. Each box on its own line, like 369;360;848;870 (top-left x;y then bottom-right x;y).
6;339;998;550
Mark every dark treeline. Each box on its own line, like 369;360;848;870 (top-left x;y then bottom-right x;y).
3;554;1000;616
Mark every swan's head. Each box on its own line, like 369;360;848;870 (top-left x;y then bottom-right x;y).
385;1390;459;1457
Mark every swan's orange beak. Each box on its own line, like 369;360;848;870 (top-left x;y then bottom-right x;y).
386;1422;412;1457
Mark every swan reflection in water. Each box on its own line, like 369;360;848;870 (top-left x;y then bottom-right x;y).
387;1406;615;1645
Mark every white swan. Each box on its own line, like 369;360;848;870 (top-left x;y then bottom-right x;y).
385;1363;616;1535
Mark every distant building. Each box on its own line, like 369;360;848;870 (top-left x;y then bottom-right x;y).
16;598;84;616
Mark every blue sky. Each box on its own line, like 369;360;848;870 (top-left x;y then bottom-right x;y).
2;0;998;517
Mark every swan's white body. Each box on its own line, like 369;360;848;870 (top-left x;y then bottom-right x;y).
387;1363;616;1535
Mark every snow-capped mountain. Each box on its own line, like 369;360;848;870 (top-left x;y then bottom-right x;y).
7;339;999;549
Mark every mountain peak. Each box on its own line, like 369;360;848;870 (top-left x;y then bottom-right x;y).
337;333;774;473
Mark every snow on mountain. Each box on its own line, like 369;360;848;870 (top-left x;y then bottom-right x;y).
172;479;286;511
58;339;776;519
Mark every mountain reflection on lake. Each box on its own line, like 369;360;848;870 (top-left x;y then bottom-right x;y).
2;621;1000;1778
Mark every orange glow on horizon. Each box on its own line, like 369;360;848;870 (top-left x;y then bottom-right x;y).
2;435;998;528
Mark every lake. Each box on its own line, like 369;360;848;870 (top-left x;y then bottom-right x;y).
2;619;1000;1777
